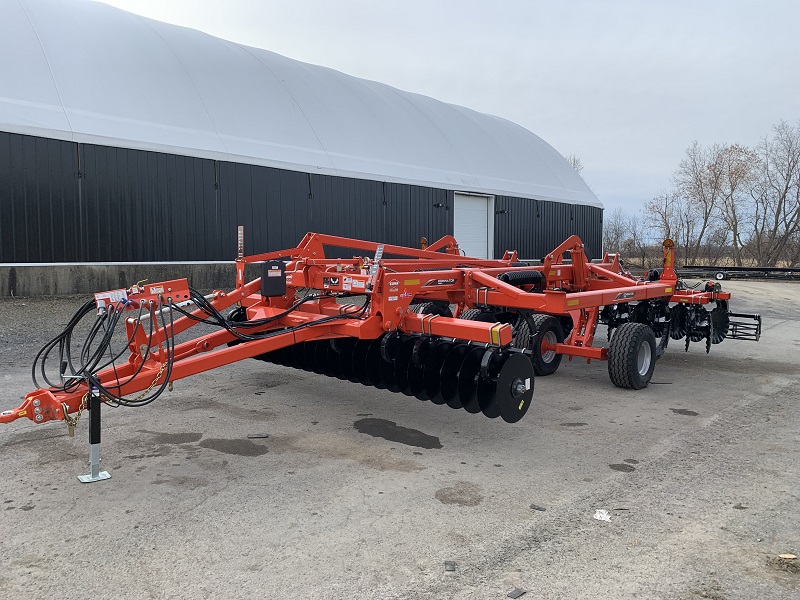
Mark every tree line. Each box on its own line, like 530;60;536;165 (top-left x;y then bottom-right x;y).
602;120;800;268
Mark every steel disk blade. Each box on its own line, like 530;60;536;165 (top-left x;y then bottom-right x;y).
303;341;319;372
337;339;357;381
425;341;455;405
364;337;387;389
408;339;432;400
393;338;417;396
352;340;373;385
312;340;329;375
290;343;307;370
314;340;331;375
440;345;470;409
269;346;287;366
379;351;400;393
495;353;535;423
458;347;487;413
478;352;503;418
324;340;342;378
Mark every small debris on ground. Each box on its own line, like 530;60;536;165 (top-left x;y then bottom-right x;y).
593;509;611;522
444;560;456;572
767;554;798;573
529;503;546;511
246;434;270;439
507;588;527;598
732;503;748;509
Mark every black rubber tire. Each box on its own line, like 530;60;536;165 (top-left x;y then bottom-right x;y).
529;314;564;376
511;316;531;349
410;302;453;317
607;322;656;390
459;308;496;322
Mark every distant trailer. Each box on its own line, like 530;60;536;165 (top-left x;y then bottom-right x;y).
680;265;800;281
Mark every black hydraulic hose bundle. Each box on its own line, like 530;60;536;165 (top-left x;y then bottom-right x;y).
31;287;371;408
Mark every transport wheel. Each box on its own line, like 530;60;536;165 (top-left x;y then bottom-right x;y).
411;302;453;318
511;316;531;349
459;308;496;322
529;315;564;376
715;271;726;280
607;322;656;390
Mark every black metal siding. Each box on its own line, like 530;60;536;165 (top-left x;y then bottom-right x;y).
0;131;601;263
494;195;602;260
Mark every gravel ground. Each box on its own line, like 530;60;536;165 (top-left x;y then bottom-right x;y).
0;280;798;599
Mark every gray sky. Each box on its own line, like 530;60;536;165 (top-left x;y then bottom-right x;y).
99;0;799;215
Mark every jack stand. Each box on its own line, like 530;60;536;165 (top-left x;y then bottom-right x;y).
78;391;111;483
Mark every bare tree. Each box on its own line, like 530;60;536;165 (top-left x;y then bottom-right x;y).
564;153;584;174
672;141;725;262
745;121;800;266
602;207;627;253
715;143;757;266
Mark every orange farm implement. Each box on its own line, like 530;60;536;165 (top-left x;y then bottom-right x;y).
1;229;761;479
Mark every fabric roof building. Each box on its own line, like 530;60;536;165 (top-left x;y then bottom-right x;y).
1;0;600;209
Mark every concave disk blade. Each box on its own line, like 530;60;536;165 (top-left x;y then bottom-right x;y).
409;339;432;401
393;338;417;396
478;352;503;419
352;340;373;385
290;343;307;370
440;345;470;409
495;352;535;423
303;341;319;372
336;339;357;381
458;347;487;414
365;337;387;389
312;340;329;375
271;346;290;367
379;334;402;393
324;340;342;378
425;341;455;405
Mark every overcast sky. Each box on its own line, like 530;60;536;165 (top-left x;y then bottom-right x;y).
98;0;799;215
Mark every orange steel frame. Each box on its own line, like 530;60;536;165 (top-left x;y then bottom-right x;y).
1;232;727;428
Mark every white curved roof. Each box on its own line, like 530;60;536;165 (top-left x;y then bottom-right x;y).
0;0;601;208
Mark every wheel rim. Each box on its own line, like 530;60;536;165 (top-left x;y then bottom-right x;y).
637;340;652;376
541;331;557;363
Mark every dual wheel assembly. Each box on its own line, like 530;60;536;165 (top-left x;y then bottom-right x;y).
257;334;534;423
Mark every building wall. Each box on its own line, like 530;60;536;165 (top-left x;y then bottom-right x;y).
1;131;602;264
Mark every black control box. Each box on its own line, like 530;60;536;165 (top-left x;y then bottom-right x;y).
261;260;286;297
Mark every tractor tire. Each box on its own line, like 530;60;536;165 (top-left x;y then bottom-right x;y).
459;308;496;322
529;314;564;376
410;302;453;317
511;316;531;349
607;322;656;390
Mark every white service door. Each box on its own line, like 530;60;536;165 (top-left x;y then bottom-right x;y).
453;193;493;259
